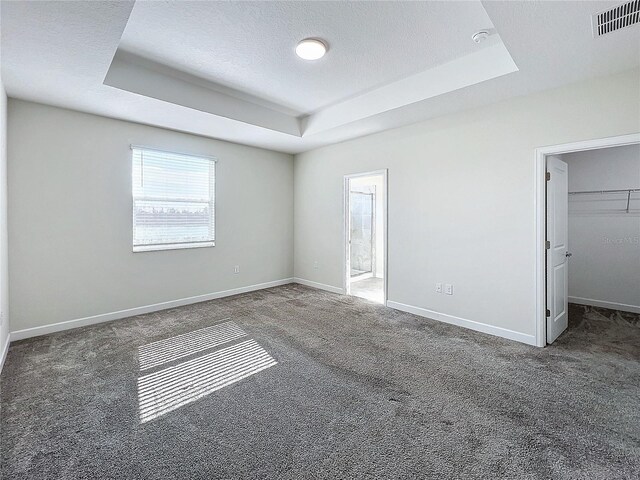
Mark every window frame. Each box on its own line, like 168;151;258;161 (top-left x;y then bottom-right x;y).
131;145;217;253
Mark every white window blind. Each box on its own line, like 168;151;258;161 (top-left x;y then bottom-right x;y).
132;146;215;252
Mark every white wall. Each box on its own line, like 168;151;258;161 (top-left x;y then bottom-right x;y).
563;145;640;312
0;72;9;363
8;100;294;332
294;69;640;344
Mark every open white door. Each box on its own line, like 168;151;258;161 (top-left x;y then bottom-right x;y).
546;156;569;344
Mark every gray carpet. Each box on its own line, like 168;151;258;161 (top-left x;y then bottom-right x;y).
1;284;639;479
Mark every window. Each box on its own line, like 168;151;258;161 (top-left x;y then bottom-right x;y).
132;146;215;252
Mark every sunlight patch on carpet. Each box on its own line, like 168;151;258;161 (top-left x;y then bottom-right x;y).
138;320;246;370
137;338;277;423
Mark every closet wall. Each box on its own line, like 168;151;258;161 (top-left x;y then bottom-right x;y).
563;145;640;313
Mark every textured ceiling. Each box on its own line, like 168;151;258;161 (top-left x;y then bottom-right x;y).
1;1;639;154
105;0;517;139
0;1;134;110
119;1;497;115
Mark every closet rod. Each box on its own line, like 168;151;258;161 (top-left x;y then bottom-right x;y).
568;188;639;214
568;188;640;195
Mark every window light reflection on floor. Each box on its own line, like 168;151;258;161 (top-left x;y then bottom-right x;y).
138;320;247;371
137;338;277;423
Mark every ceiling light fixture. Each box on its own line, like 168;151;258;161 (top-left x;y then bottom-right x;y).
296;38;327;60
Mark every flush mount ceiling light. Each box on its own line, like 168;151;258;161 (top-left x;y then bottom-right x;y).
296;38;327;60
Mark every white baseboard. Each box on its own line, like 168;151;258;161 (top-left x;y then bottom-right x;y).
0;333;10;375
386;300;537;346
10;278;294;342
293;277;344;295
569;296;640;314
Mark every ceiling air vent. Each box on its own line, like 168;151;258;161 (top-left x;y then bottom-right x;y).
592;0;640;37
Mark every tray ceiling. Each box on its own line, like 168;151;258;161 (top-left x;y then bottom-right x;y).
2;1;638;153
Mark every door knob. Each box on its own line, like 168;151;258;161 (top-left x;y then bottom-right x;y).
565;252;572;258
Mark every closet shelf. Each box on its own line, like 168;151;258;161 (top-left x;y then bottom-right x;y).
568;188;639;214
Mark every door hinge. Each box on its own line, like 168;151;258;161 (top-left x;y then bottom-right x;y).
545;240;550;249
546;309;551;317
546;172;551;181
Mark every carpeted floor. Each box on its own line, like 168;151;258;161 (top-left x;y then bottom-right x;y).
1;284;639;479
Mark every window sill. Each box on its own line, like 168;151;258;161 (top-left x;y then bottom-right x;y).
133;242;215;253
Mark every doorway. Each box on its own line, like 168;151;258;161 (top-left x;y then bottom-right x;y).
535;133;640;346
344;170;387;305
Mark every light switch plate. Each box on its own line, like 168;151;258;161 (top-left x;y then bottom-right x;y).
436;283;443;293
445;284;453;295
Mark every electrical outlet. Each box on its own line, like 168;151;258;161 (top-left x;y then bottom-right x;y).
313;261;319;270
445;284;453;295
233;265;240;274
435;283;442;293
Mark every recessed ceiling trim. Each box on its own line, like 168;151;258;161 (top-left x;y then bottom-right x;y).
103;37;517;139
104;50;302;137
301;39;518;136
